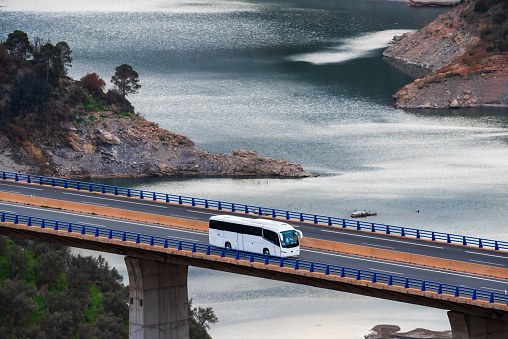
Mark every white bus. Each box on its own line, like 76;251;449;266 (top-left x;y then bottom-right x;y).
209;215;303;257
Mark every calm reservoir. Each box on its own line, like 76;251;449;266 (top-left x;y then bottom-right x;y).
2;0;508;336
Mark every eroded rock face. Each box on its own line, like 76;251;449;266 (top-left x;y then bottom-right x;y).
1;111;315;179
392;54;508;108
383;1;483;71
96;129;121;145
384;1;508;108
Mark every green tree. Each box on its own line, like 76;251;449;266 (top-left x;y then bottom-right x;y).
100;291;129;324
6;244;29;279
39;42;63;82
42;289;86;334
34;250;65;288
110;64;141;97
78;314;128;339
194;306;218;330
0;236;8;257
0;280;36;330
55;41;72;75
10;73;51;116
4;30;32;60
39;310;75;339
188;299;218;339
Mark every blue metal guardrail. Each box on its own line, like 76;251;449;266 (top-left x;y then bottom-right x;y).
1;210;507;307
1;171;507;252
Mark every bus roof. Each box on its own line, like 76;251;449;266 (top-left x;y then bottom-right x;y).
210;215;295;233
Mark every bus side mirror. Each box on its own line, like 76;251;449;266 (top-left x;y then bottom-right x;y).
297;230;303;239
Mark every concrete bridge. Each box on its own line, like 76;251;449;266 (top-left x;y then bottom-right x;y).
1;173;508;338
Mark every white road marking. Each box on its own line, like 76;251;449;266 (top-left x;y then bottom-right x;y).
0;202;207;235
186;210;216;216
62;192;167;208
0;190;21;194
480;287;508;294
465;251;508;259
320;229;444;249
3;199;506;287
0;183;43;190
362;243;394;250
80;202;109;207
368;269;403;276
469;259;505;267
302;248;508;284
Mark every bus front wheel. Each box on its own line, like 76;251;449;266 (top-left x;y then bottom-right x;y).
263;249;270;255
225;242;232;249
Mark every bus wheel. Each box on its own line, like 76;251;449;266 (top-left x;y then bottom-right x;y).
263;249;270;255
225;242;232;249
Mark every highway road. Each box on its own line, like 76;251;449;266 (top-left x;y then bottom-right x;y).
1;180;507;271
0;182;508;296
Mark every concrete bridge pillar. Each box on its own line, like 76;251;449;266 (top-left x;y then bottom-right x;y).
125;257;189;339
448;311;508;339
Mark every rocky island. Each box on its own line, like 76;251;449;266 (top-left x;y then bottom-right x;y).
365;325;452;338
384;0;508;108
0;32;314;179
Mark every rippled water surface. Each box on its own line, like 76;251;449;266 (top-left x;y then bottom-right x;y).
2;0;508;336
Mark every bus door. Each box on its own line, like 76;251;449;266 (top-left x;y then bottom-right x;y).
262;229;279;256
244;233;258;253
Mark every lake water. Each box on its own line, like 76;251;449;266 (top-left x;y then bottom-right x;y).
2;0;508;337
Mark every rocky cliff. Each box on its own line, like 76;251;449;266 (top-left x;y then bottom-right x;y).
383;0;508;108
0;101;314;179
0;40;313;179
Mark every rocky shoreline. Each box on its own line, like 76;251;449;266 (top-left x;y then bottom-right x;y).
365;325;452;339
384;0;508;108
3;0;505;178
0;108;315;179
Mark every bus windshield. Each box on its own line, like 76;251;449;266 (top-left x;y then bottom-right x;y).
280;230;299;248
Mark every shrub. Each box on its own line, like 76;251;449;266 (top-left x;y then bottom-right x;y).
80;73;106;96
10;73;51;117
475;0;490;12
493;9;508;24
481;27;493;39
104;89;134;113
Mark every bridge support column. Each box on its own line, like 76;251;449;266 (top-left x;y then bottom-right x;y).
448;311;508;339
125;257;189;339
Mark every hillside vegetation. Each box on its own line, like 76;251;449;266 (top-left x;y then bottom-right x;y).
473;0;508;52
0;237;217;338
0;31;135;136
0;237;129;339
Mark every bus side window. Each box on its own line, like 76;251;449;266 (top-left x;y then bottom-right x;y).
263;229;280;246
